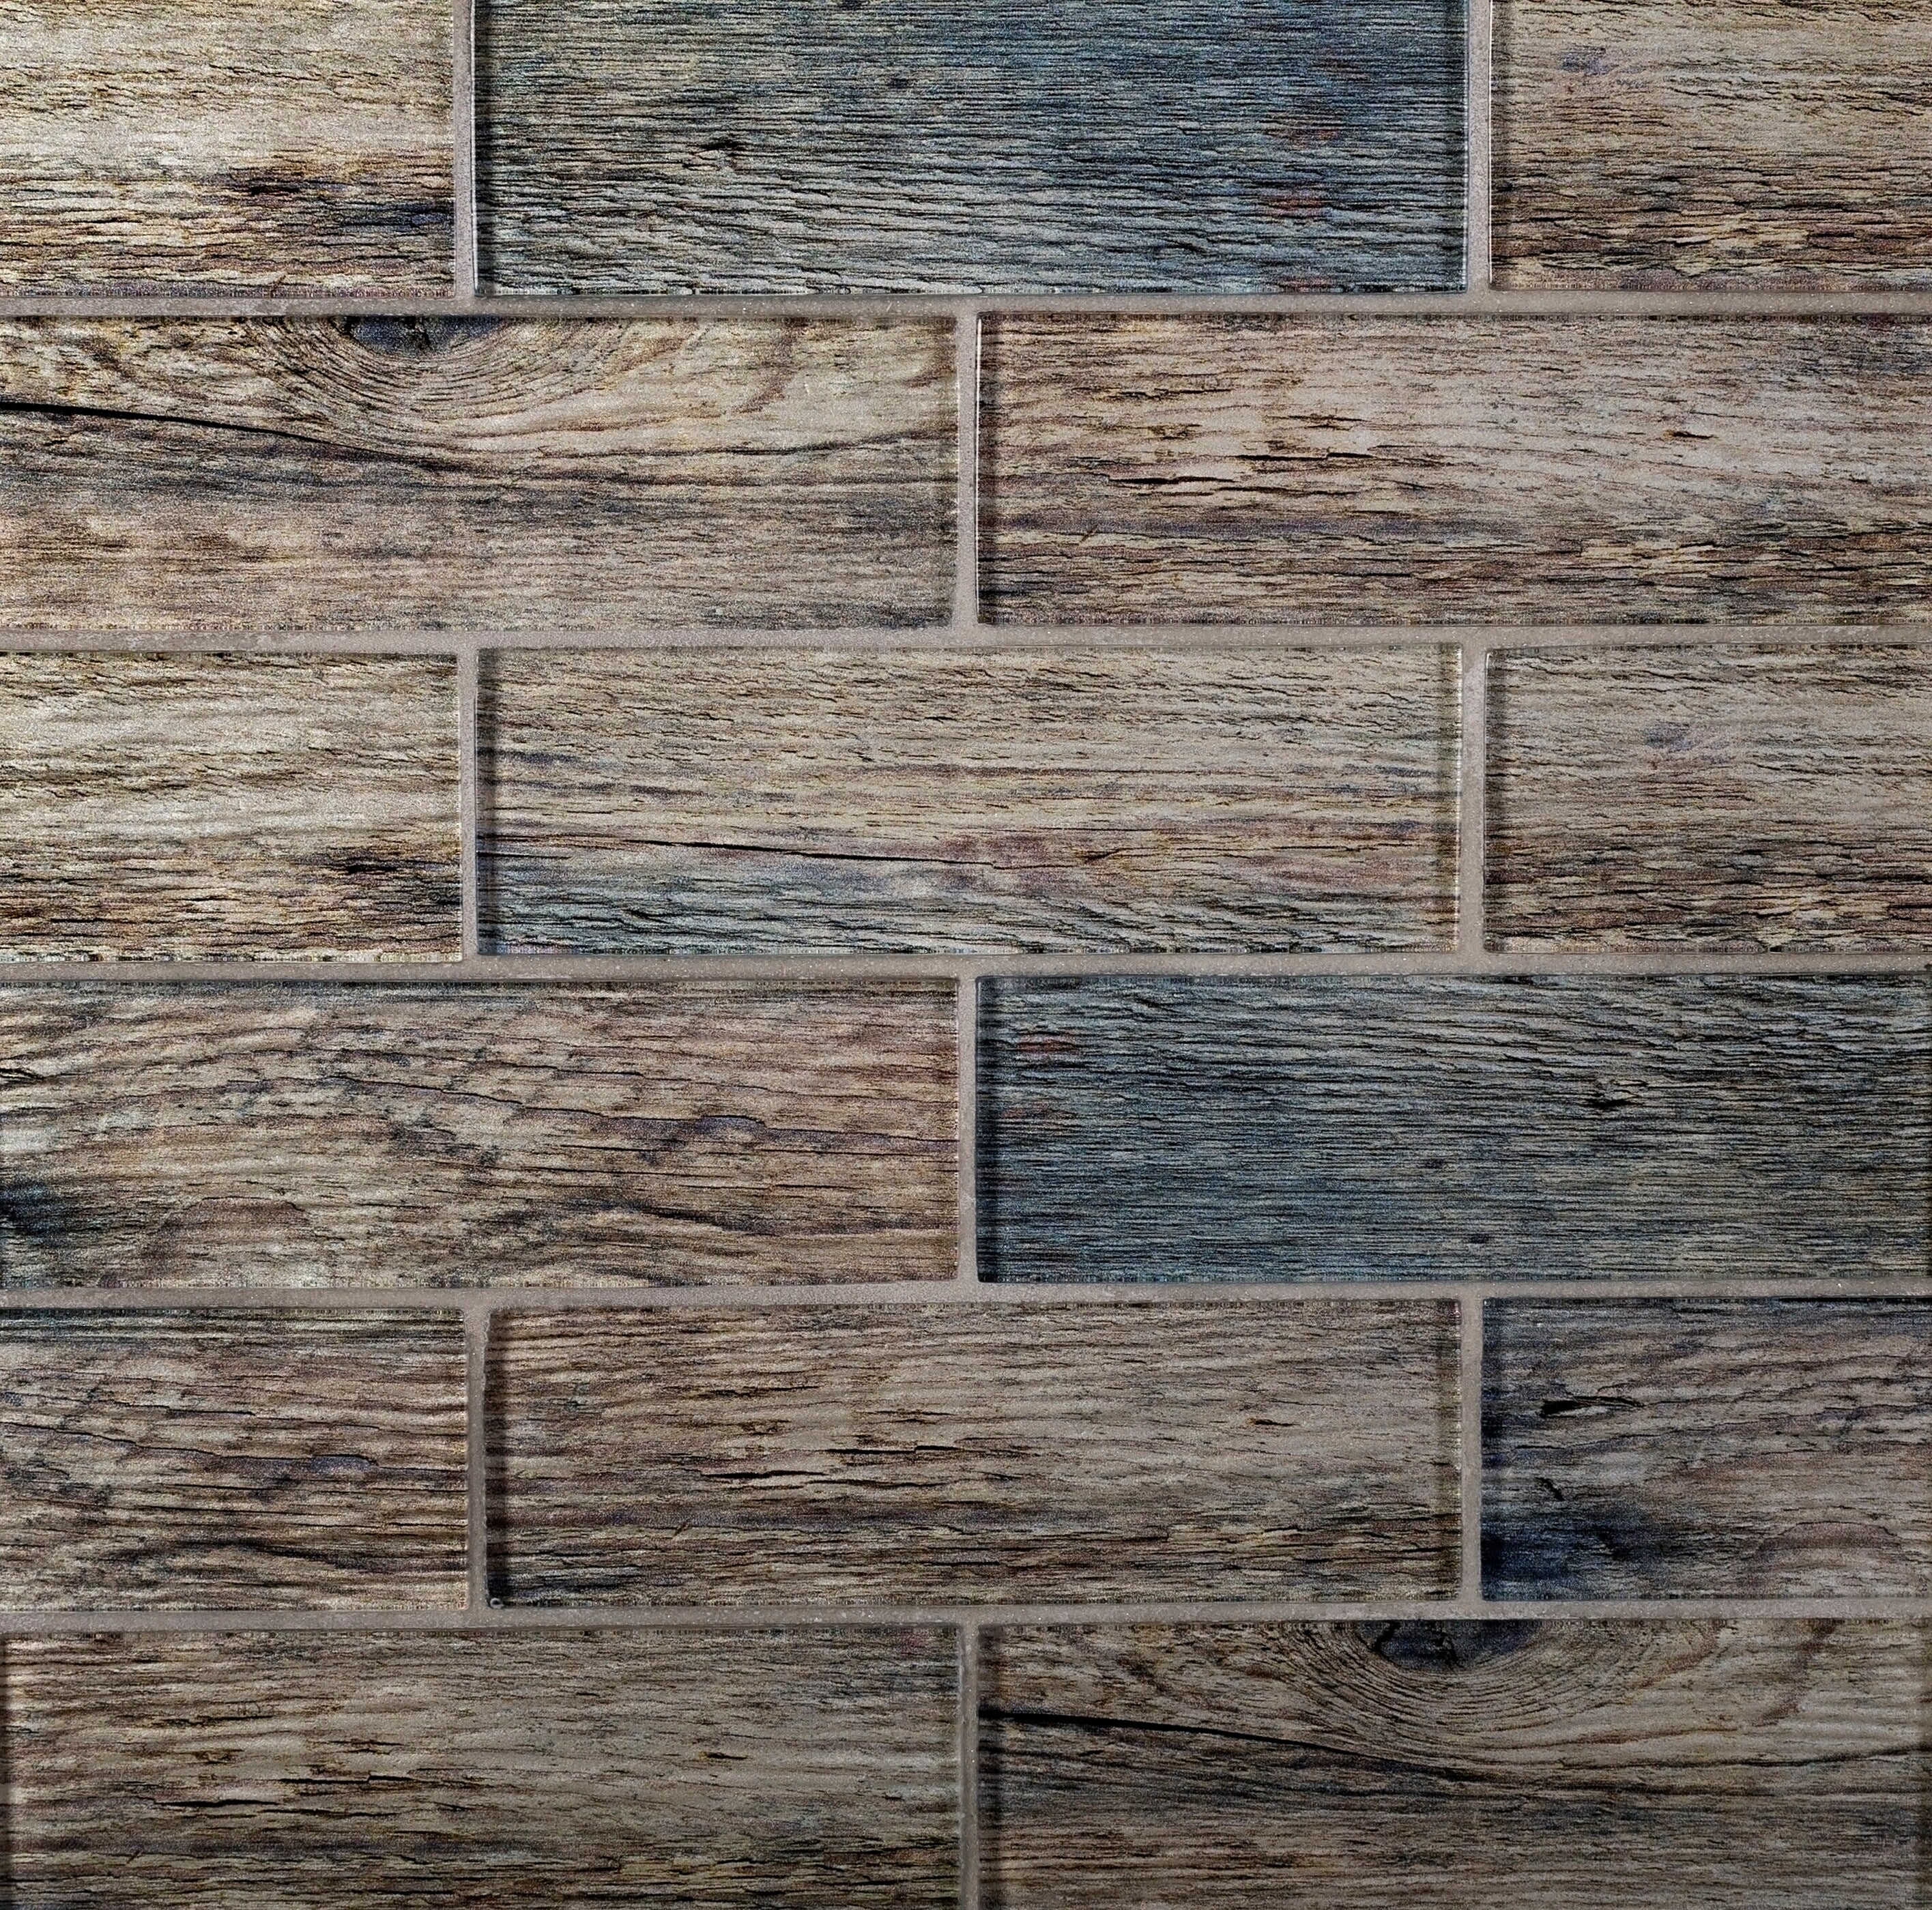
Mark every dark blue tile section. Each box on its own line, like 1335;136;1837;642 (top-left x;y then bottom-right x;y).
977;974;1929;1282
479;0;1466;293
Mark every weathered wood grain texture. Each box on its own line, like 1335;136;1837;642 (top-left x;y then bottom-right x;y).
1485;1301;1932;1598
477;0;1465;293
0;981;956;1288
6;1627;959;1907
981;317;1932;625
0;653;457;961
977;974;1929;1282
0;0;453;292
1495;0;1932;288
0;1311;465;1608
0;319;954;632
489;1301;1458;1604
480;647;1458;954
1488;645;1932;950
979;1619;1928;1908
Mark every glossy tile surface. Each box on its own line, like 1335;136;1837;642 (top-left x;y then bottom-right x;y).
478;0;1465;293
0;319;954;632
977;974;1929;1282
480;646;1459;954
490;1301;1459;1604
0;654;457;960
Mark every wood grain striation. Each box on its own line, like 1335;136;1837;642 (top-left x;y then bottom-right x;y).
480;646;1459;954
0;319;954;632
0;0;453;292
7;1628;959;1907
0;981;956;1288
489;1301;1459;1604
0;653;457;961
1495;0;1932;287
981;317;1932;625
478;0;1465;293
0;1311;465;1608
1488;645;1932;949
1485;1301;1932;1598
980;1619;1929;1907
977;974;1929;1282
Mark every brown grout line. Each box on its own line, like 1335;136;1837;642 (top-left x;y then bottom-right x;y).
3;1595;1929;1636
2;949;1926;985
450;0;479;298
8;290;1932;319
3;1275;1924;1313
1465;0;1493;291
2;625;1929;658
953;310;981;633
1456;639;1487;955
457;646;480;958
1459;1290;1486;1605
463;1299;491;1612
956;974;981;1287
957;1620;980;1910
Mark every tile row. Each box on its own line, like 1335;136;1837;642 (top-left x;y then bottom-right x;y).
4;974;1928;1290
5;642;1932;958
7;1619;1922;1906
4;318;1932;630
4;1300;1930;1608
9;1;1931;291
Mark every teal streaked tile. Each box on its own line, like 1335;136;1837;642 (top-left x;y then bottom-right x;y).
977;974;1929;1282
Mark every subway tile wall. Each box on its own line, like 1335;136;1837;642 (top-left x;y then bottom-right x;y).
1;1;1929;1902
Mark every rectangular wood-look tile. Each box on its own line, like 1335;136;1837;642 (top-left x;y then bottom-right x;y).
0;654;457;961
0;0;453;292
977;974;1927;1283
1488;645;1932;950
1485;1301;1932;1600
477;0;1465;293
0;1311;465;1609
6;1628;958;1907
1495;0;1932;288
0;982;956;1289
981;317;1932;625
489;1301;1458;1604
480;646;1458;954
979;1620;1927;1907
0;319;953;632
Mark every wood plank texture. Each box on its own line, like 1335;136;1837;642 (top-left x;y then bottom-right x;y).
0;653;458;961
0;1311;465;1609
477;0;1465;293
0;0;453;292
1495;0;1932;288
979;1619;1929;1908
0;982;957;1288
1484;1301;1932;1598
977;974;1929;1282
0;319;954;633
6;1627;959;1907
489;1301;1458;1604
480;646;1459;954
981;317;1932;625
1488;645;1932;950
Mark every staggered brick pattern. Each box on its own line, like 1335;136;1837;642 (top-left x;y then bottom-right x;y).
1;0;1929;1900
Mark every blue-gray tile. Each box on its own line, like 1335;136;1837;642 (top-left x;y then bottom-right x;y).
977;974;1929;1282
477;0;1466;293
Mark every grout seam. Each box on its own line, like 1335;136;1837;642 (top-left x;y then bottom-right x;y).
1458;1290;1486;1607
953;309;981;631
451;0;480;297
957;1620;980;1910
1456;639;1488;954
956;974;981;1286
1465;0;1494;291
463;1299;491;1610
457;643;480;959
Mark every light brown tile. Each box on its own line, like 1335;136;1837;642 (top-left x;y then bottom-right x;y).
0;653;457;960
490;1301;1460;1605
0;982;957;1288
0;1311;465;1609
481;646;1459;953
7;1627;959;1907
981;317;1932;626
0;0;452;292
1495;0;1932;288
981;1620;1929;1907
0;319;955;632
1485;1301;1932;1597
1487;644;1932;950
